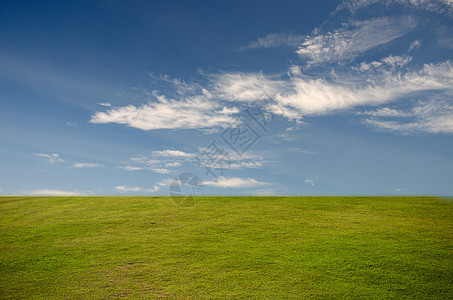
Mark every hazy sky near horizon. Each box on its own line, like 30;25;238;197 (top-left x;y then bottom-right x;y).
1;0;452;196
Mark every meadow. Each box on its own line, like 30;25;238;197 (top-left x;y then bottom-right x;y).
0;196;452;299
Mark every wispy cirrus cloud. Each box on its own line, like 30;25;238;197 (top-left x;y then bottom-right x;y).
90;58;453;134
296;17;417;64
120;165;170;174
120;166;144;171
152;150;196;158
151;168;171;174
358;107;412;118
239;33;304;50
353;55;412;72
119;149;198;174
336;0;453;16
34;153;65;164
409;40;422;51
66;121;79;127
114;185;159;193
197;147;265;170
209;60;453;132
90;93;237;131
202;176;269;188
362;98;453;134
260;60;452;116
29;189;84;196
72;162;102;168
212;72;286;102
229;161;262;169
114;179;172;194
165;161;182;168
305;179;315;187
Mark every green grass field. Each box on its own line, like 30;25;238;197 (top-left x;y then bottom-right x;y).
1;196;452;299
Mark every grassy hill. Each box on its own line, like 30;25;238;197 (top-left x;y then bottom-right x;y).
1;196;452;299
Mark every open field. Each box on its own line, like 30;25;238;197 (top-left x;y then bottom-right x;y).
0;196;452;299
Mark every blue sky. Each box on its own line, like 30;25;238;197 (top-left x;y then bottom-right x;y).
1;0;452;196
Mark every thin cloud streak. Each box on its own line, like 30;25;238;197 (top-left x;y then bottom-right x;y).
73;163;102;168
239;33;304;50
34;153;65;164
202;177;269;188
114;185;159;193
297;17;417;64
29;189;83;196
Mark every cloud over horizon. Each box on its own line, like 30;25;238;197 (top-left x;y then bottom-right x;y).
114;185;160;193
202;177;269;188
29;189;84;196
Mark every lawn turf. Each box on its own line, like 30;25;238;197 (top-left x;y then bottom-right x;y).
1;196;452;299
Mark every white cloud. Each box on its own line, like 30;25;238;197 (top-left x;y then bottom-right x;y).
151;168;171;174
120;165;170;173
359;107;412;117
196;147;265;170
119;150;194;174
336;0;453;16
152;150;196;158
72;163;102;168
98;102;111;107
354;55;412;72
90;94;237;131
409;40;422;51
90;58;453;135
66;121;79;127
114;185;159;193
363;98;453;134
239;33;304;50
149;73;201;96
230;161;262;169
365;114;453;134
202;176;269;188
305;179;315;186
34;153;65;164
381;55;412;67
120;166;144;171
286;147;316;154
275;60;453;116
29;189;83;196
157;178;173;186
297;17;417;64
165;161;182;168
337;0;453;15
115;186;141;192
212;72;287;102
130;157;159;164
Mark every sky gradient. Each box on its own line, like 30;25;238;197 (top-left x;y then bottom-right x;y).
1;0;453;196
